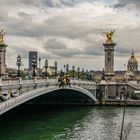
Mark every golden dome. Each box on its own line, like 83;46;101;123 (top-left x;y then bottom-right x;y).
128;51;137;64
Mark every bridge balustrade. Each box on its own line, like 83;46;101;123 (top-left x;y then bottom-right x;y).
0;78;97;115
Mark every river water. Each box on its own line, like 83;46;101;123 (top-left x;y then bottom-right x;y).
0;105;140;140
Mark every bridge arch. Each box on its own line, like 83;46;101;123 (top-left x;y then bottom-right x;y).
29;86;97;105
0;86;97;115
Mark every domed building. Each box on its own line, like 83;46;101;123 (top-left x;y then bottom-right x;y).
127;50;138;72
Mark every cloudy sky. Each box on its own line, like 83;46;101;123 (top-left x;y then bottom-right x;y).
1;0;140;71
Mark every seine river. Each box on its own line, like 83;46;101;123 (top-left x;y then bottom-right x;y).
0;105;140;140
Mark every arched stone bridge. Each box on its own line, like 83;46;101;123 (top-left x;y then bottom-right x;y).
0;79;98;115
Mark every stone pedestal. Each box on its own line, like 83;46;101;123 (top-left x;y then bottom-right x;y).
0;43;7;76
103;42;116;81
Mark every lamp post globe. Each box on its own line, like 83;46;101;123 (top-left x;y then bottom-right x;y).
32;56;37;78
16;55;22;77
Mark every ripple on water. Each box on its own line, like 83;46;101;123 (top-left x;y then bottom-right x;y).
0;105;140;140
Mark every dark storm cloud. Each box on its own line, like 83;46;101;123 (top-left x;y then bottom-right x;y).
43;0;75;7
0;0;75;8
0;0;42;7
114;0;140;9
43;0;99;8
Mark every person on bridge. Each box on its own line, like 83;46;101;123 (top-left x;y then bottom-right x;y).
58;76;64;88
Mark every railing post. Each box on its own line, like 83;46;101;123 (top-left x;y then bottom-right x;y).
26;78;28;84
19;77;22;85
34;77;37;89
18;77;22;94
8;79;11;85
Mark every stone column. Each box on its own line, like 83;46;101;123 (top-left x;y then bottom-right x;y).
103;42;116;79
0;43;7;76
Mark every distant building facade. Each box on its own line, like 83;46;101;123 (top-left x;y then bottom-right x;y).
91;51;139;82
29;51;38;71
42;66;55;76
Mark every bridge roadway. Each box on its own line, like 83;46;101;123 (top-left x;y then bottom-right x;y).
0;78;98;115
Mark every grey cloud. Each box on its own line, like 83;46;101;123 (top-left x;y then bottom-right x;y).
0;9;9;21
17;12;32;17
114;0;140;9
115;47;131;56
43;38;83;58
6;13;96;39
0;0;42;7
43;0;96;8
44;39;66;50
1;0;140;70
0;0;75;8
11;46;30;59
85;45;104;56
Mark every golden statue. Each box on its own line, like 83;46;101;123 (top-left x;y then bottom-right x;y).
104;30;115;43
0;29;5;44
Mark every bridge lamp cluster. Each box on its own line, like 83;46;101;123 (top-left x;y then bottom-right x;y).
44;59;48;77
54;61;57;77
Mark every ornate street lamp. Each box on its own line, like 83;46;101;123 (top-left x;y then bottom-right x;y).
77;67;80;80
54;61;57;78
63;64;66;74
38;57;41;77
86;70;89;80
44;59;48;78
16;55;22;77
66;64;69;74
89;73;93;81
32;56;37;77
60;69;63;76
82;68;85;80
72;65;75;79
